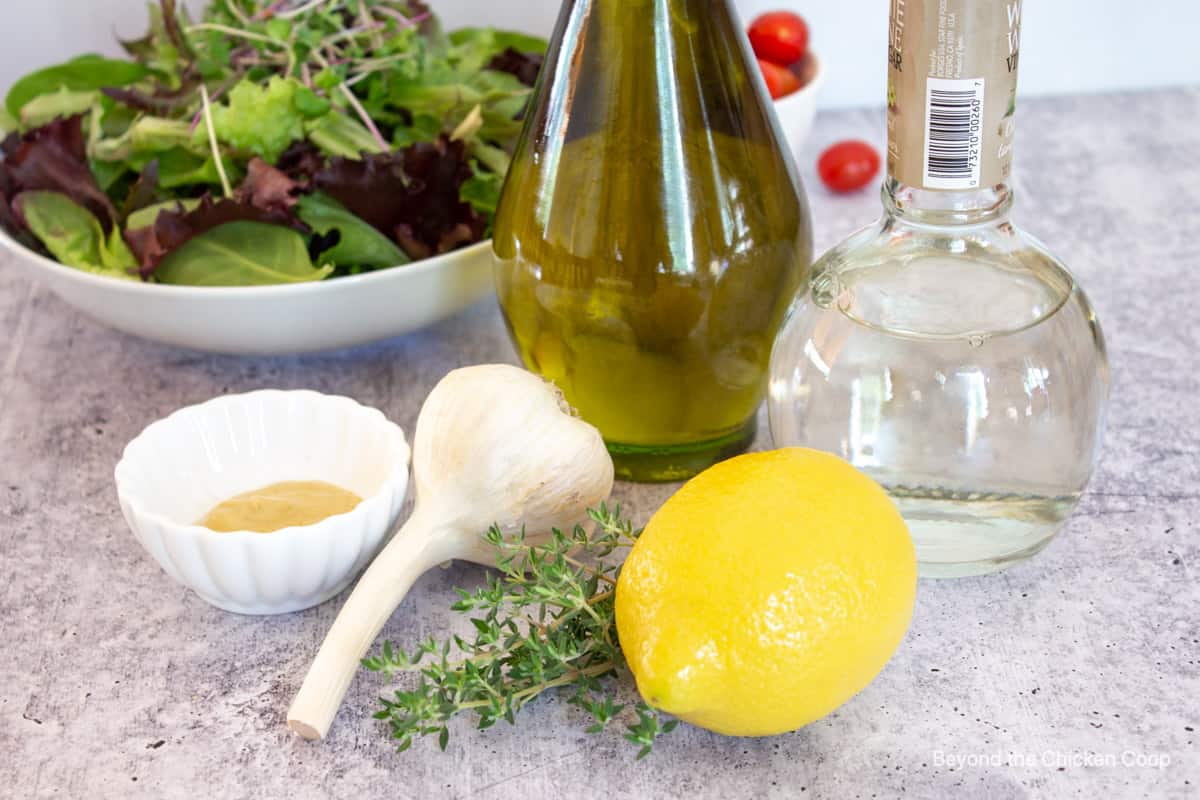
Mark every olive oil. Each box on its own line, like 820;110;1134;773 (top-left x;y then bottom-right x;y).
494;0;812;482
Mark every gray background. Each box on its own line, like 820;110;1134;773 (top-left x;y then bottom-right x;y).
1;91;1198;798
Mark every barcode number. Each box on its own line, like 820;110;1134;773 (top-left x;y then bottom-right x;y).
923;77;985;190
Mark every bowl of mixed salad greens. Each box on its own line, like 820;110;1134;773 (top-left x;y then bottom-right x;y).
0;0;546;354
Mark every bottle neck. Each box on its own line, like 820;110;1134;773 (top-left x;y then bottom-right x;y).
589;0;735;23
885;0;1023;226
883;176;1012;226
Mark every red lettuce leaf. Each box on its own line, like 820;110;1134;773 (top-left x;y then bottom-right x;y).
276;140;325;185
120;160;161;221
311;155;406;233
487;48;544;87
101;35;203;115
160;0;196;61
312;136;486;260
0;115;118;232
406;0;438;35
101;84;195;115
124;194;307;277
125;156;307;276
236;157;300;214
0;133;27;244
0;165;46;254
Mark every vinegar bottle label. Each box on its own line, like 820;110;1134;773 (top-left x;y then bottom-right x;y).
887;0;1022;190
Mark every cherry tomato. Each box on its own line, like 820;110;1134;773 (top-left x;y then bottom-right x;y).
748;11;810;66
758;58;802;100
818;140;881;193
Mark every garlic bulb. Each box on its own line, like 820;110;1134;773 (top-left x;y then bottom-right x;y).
287;364;614;740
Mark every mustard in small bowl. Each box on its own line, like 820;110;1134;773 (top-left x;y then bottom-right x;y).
114;390;410;615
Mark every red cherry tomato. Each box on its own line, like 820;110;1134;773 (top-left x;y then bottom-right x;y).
748;11;810;66
818;140;881;193
758;58;802;100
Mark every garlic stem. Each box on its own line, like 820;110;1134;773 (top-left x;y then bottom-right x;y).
287;506;453;740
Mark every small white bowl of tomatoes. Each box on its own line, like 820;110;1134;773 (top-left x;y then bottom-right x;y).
748;10;823;163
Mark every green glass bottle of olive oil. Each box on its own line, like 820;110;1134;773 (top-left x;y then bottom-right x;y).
493;0;813;481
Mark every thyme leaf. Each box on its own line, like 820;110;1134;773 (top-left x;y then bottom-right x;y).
362;504;678;756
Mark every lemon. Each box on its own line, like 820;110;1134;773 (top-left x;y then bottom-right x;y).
615;448;916;737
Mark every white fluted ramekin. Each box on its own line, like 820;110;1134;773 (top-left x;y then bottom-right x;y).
114;390;410;615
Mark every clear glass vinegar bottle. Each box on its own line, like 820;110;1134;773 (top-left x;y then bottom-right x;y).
768;0;1109;577
493;0;813;482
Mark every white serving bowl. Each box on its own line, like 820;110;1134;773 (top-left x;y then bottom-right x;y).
771;54;824;166
0;232;493;355
0;0;528;356
114;390;411;615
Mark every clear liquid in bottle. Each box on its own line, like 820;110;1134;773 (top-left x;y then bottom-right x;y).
769;0;1109;576
770;221;1108;576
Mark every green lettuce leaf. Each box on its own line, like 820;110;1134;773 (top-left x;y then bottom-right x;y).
92;116;198;162
125;197;202;230
156;221;333;286
469;71;533;143
296;192;407;270
293;85;332;118
156;148;237;189
384;74;515;125
448;28;549;62
5;55;148;118
390;113;444;149
202;77;314;164
17;88;99;129
14;190;136;279
459;165;503;217
305;112;385;159
383;68;530;151
120;2;189;89
89;160;126;194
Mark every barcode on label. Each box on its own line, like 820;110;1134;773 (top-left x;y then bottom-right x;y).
923;77;985;190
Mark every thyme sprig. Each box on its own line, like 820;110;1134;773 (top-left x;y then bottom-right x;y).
362;504;678;758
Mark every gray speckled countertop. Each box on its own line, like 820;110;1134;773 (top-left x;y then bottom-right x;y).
1;88;1198;800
